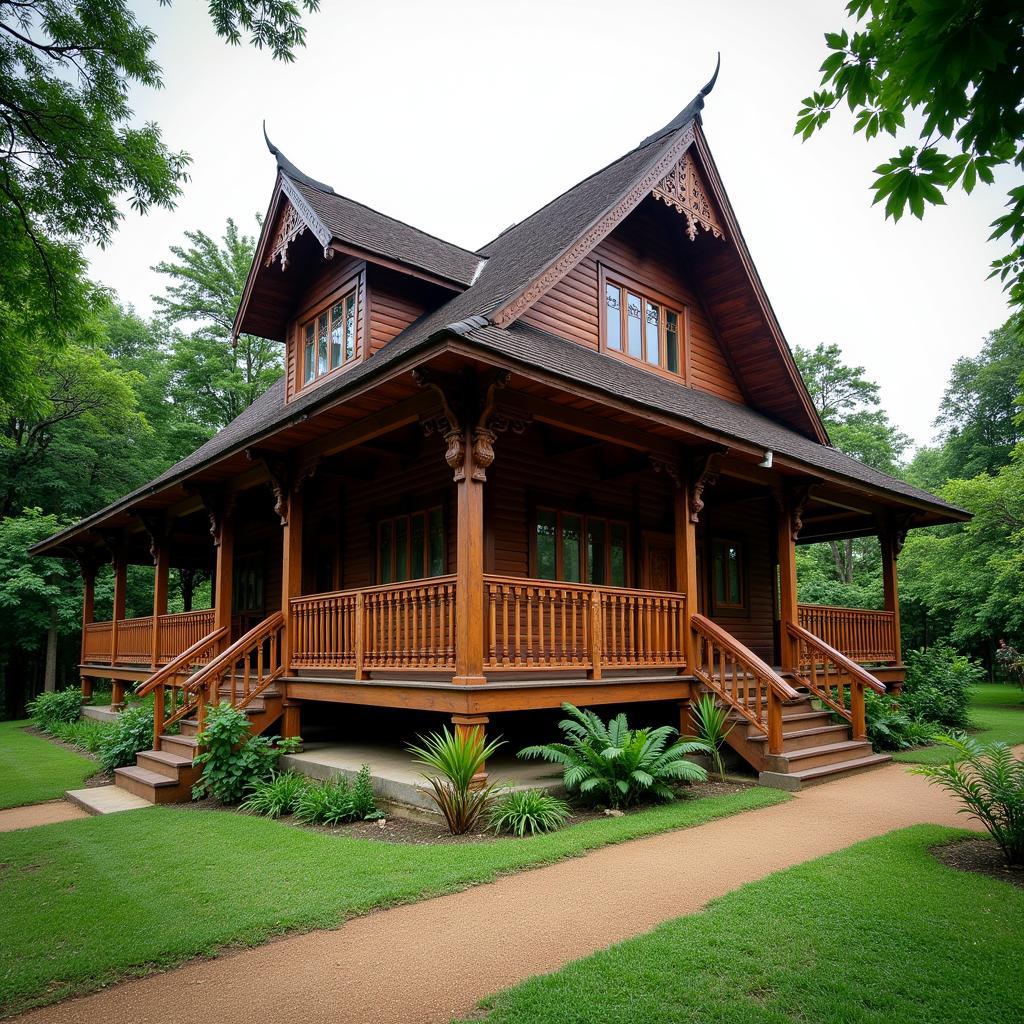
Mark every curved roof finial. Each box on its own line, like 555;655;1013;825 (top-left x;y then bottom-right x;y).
261;120;335;194
701;53;721;98
636;55;722;149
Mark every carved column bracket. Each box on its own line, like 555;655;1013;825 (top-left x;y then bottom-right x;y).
137;512;171;565
778;480;823;541
191;486;235;546
687;448;727;523
880;511;916;558
649;454;683;490
246;449;296;525
72;545;105;584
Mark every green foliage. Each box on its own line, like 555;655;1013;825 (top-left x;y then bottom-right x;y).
487;789;571;836
206;0;320;62
192;702;301;804
798;1;1024;307
240;771;308;819
902;643;984;729
519;703;709;809
26;686;81;730
996;640;1024;688
407;726;506;835
293;767;380;826
46;718;112;754
863;689;937;752
914;735;1024;864
97;704;153;772
690;692;733;780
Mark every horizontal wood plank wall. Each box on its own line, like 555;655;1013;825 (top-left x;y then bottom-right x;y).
704;496;776;664
366;267;439;356
519;201;745;404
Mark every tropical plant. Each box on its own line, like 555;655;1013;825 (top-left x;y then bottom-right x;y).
913;735;1024;865
487;789;571;837
902;643;984;729
27;687;82;730
690;692;733;781
97;704;153;771
350;763;380;821
240;771;309;818
863;690;937;752
192;703;301;803
407;726;506;835
519;704;710;809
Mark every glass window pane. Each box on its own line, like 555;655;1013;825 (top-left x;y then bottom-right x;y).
345;293;356;361
303;324;315;384
626;293;643;359
429;507;445;576
395;517;409;582
317;313;329;375
587;519;606;585
605;284;622;351
330;303;343;368
713;545;725;603
728;546;741;603
665;310;680;374
610;524;627;587
645;301;660;365
410;512;425;580
379;522;394;584
537;510;557;580
562;514;582;583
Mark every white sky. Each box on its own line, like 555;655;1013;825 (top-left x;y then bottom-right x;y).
85;0;1018;449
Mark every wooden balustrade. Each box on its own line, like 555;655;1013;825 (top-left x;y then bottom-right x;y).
82;621;113;663
599;588;686;669
788;621;887;740
797;604;897;664
81;610;218;667
691;613;799;753
113;616;153;664
157;609;216;664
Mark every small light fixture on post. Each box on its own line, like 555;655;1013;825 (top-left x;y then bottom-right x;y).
759;450;773;469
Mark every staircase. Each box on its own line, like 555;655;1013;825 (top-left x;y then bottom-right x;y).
690;613;890;790
114;613;285;804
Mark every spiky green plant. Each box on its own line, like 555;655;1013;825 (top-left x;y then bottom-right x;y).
407;726;506;835
691;692;734;781
488;788;571;836
240;771;308;818
518;703;710;809
294;777;357;826
913;734;1024;864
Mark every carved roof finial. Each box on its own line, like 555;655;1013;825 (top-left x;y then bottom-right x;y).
637;55;722;149
262;120;336;194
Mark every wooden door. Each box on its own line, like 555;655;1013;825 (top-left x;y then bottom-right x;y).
641;532;676;591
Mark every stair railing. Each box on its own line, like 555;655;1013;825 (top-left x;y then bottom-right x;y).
691;613;800;754
787;622;886;740
135;627;227;744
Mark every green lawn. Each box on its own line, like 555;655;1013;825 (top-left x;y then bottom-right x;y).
0;720;97;809
0;786;786;1016
895;683;1024;764
463;825;1024;1024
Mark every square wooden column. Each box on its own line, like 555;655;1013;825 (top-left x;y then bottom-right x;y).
79;557;97;699
776;498;799;673
150;545;169;670
673;483;698;672
212;510;234;640
281;485;303;674
454;426;489;686
880;531;903;665
110;549;127;708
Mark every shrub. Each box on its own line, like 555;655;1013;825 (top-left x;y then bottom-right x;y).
407;726;506;835
902;643;983;729
98;704;154;771
996;640;1024;688
864;690;937;752
519;703;709;809
240;771;309;818
350;763;379;820
48;719;113;754
488;789;570;836
192;703;302;804
913;734;1024;865
28;688;82;730
690;692;733;780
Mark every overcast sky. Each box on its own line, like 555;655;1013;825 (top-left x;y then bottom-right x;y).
87;0;1017;449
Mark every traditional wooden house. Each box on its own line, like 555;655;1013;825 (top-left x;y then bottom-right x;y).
33;72;967;801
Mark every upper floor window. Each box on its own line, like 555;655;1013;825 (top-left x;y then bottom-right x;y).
378;506;445;584
535;507;629;587
602;271;683;377
301;285;357;388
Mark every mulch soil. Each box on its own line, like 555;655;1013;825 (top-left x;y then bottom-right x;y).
932;836;1024;889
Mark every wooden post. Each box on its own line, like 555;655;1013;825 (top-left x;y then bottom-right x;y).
454;425;486;686
354;592;366;680
151;545;169;670
281;485;303;673
451;712;489;787
850;680;867;740
880;531;903;665
110;549;127;708
212;508;234;641
282;699;302;743
587;589;603;680
79;557;97;698
767;690;784;754
776;497;799;674
674;484;698;672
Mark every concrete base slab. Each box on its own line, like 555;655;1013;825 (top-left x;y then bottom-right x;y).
66;785;153;815
82;705;119;723
281;742;564;813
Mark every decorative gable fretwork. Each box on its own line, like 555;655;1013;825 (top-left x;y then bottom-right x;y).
265;176;334;271
651;152;725;242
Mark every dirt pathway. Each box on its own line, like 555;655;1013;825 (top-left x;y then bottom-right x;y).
0;801;87;832
17;759;981;1024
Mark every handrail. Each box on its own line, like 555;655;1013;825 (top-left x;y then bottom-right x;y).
135;627;227;698
787;622;886;694
693;614;799;700
796;602;895;616
186;612;284;695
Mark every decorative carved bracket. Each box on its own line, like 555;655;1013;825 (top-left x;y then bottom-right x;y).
265;199;307;272
137;512;170;564
883;511;916;558
246;450;295;525
651;151;725;242
192;486;235;546
100;531;126;563
414;369;467;481
779;480;822;541
72;545;106;583
649;455;683;490
688;449;727;523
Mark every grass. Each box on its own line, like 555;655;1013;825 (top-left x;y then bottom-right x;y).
462;825;1024;1024
895;683;1024;764
0;785;786;1016
0;720;97;810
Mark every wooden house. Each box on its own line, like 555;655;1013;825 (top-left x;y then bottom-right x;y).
33;73;968;800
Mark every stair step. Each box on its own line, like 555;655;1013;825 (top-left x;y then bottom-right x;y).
748;723;852;751
158;734;198;759
137;749;195;778
115;765;177;789
765;739;873;773
114;764;193;804
760;753;892;791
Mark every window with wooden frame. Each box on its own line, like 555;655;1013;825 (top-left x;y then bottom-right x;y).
534;508;629;587
710;538;745;611
299;282;358;389
377;507;445;584
600;268;685;379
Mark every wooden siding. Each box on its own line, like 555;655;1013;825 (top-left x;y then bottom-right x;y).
366;267;436;356
519;202;745;404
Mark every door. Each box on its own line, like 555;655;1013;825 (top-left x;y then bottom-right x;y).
641;531;676;591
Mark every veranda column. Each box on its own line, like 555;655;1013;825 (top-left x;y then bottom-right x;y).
280;484;303;740
151;543;169;671
880;531;903;666
79;556;98;699
673;482;700;735
453;423;488;686
110;548;128;708
776;496;799;674
212;504;235;641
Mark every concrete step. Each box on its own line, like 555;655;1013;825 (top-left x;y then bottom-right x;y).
114;765;192;804
66;784;152;815
760;753;892;791
763;739;874;774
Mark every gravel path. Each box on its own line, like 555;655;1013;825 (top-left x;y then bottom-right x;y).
0;800;87;832
16;759;982;1024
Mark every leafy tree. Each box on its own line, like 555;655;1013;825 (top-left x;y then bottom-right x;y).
154;219;283;430
797;0;1024;307
793;341;879;420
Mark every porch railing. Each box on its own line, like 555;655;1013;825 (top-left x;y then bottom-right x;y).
80;609;216;667
82;621;114;663
113;616;153;664
797;604;898;664
157;609;216;664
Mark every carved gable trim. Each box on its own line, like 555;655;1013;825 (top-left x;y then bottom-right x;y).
651;151;725;242
265;177;333;271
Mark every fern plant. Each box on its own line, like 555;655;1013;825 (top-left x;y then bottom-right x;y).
407;726;505;834
913;734;1024;865
691;692;733;781
519;703;710;809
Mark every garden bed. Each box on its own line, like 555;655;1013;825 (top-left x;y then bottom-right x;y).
932;836;1024;890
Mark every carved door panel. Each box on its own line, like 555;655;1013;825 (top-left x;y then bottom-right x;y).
642;532;676;591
